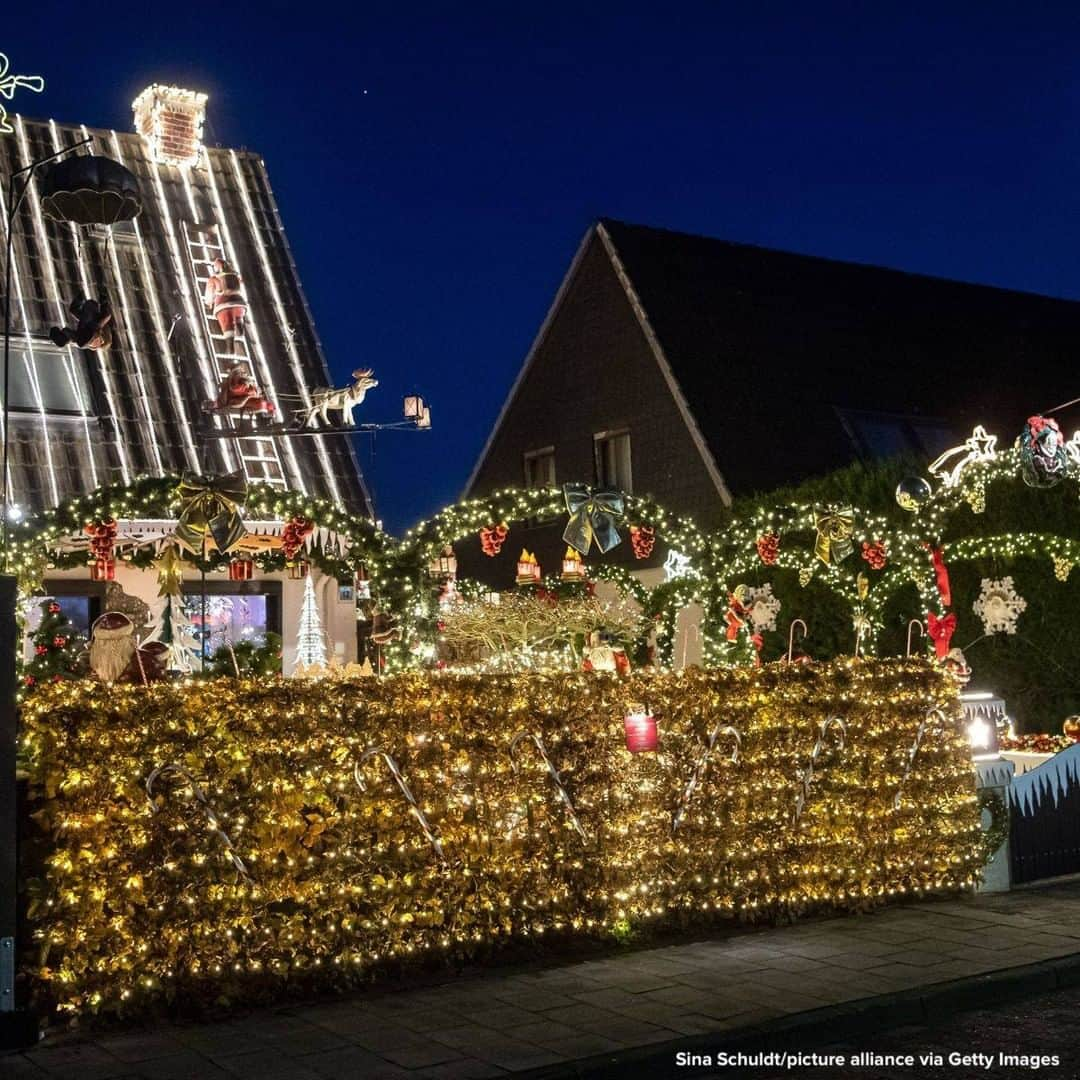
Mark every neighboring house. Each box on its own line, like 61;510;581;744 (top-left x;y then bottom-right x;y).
1;85;371;667
464;218;1080;581
1;85;371;515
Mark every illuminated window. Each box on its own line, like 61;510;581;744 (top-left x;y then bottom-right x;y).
594;429;632;492
523;447;556;488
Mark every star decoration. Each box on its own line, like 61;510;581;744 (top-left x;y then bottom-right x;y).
928;425;998;488
663;550;693;581
1065;431;1080;467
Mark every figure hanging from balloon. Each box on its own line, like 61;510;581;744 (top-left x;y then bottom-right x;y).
203;363;276;419
203;257;247;343
48;296;113;351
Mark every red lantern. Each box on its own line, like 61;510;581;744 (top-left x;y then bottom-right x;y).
288;560;309;580
228;557;255;581
624;707;658;753
90;557;115;582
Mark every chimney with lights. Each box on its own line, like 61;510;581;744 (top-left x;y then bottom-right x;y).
132;84;208;167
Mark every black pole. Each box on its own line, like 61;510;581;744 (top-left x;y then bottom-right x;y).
0;573;36;1047
201;541;207;673
1;136;93;566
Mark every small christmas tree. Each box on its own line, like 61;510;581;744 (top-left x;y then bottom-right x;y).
295;574;327;668
145;546;199;673
24;599;86;688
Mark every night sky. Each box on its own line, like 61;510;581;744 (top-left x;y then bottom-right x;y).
7;4;1080;531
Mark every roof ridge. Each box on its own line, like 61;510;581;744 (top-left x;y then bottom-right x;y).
596;216;1080;306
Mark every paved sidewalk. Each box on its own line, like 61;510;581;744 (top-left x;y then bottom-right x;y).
6;880;1080;1080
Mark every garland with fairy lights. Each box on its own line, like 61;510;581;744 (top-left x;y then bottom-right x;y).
10;422;1080;676
7;475;391;589
19;659;981;1018
707;425;1080;663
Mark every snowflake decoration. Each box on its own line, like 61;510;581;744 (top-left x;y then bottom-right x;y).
744;584;781;631
973;576;1027;635
0;54;45;135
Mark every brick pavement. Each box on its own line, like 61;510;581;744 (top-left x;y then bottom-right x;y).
6;880;1080;1079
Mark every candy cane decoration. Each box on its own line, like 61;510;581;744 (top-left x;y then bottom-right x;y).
354;747;445;860
892;708;946;810
509;732;588;842
793;717;846;822
672;724;741;832
146;763;251;880
906;619;925;657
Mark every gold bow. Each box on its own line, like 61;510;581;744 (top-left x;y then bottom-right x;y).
814;508;854;566
175;471;248;554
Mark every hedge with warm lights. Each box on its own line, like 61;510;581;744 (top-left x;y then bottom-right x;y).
19;660;982;1018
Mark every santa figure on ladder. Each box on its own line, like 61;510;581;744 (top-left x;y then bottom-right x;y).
203;256;247;344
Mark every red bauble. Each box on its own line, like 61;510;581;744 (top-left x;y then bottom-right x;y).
861;540;887;570
47;602;61;614
630;525;655;560
756;533;780;565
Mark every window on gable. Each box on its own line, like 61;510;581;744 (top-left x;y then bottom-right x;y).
836;409;958;462
594;429;632;492
523;447;556;489
7;340;95;416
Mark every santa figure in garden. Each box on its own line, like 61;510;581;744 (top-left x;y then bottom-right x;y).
582;630;630;674
49;296;113;351
203;257;247;342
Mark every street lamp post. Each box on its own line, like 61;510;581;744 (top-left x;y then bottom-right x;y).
1;134;93;560
0;133;91;1049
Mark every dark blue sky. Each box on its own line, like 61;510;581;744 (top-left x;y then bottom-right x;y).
8;4;1080;530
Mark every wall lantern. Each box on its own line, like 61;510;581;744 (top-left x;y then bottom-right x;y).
624;705;658;753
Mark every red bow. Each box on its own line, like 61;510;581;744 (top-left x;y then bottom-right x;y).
925;545;951;607
927;611;956;659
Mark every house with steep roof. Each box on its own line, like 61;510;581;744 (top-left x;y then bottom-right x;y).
465;218;1080;581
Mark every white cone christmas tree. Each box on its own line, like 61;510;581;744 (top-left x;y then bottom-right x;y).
145;545;200;673
295;574;327;669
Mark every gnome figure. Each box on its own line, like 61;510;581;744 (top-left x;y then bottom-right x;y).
89;612;136;682
49;296;113;351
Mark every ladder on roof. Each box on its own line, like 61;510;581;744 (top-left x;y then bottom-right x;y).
180;220;287;489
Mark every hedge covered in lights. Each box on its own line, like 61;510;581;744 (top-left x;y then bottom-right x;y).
20;660;982;1017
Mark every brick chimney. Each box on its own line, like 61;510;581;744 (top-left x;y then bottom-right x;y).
132;84;208;168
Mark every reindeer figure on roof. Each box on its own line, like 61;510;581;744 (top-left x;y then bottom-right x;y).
302;368;379;428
